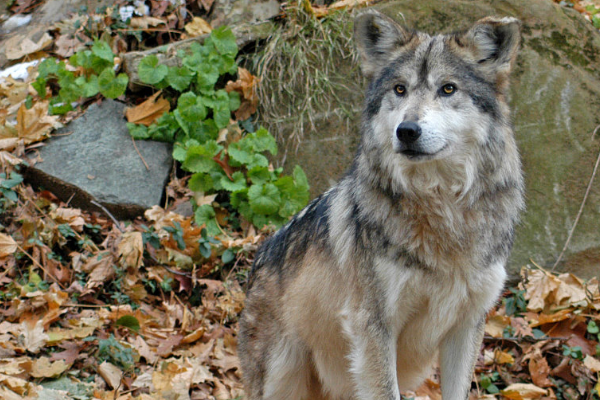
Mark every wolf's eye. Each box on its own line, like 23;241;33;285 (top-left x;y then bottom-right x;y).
394;85;406;96
441;84;456;96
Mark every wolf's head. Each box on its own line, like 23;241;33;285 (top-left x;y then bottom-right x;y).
354;11;520;168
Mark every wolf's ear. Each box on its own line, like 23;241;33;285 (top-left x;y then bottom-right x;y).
354;10;415;78
455;17;521;75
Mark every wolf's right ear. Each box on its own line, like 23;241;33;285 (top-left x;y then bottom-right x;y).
354;10;415;78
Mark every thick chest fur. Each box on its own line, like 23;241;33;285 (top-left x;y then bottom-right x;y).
376;258;506;389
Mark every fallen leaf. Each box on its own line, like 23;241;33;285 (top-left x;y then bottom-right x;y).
118;231;144;270
584;355;600;372
98;361;122;389
19;319;48;354
501;383;547;400
130;16;166;30
50;207;85;232
0;233;18;258
485;314;510;338
125;91;170;126
0;138;19;151
30;357;69;378
184;17;212;37
524;269;561;312
54;33;88;58
225;67;260;121
529;350;553;387
5;32;53;60
494;349;515;364
16;101;60;144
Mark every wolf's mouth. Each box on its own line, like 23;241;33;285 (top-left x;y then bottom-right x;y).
400;149;429;158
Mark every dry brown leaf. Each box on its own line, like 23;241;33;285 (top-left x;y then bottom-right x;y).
184;17;212;37
118;231;144;270
99;361;122;389
0;151;23;166
555;273;587;306
130;16;166;30
126;91;170;126
54;33;88;58
494;349;515;364
46;326;96;345
16;101;60;144
226;67;260;121
30;357;69;378
0;233;18;258
0;138;19;151
83;253;116;288
485;314;510;338
501;383;547;400
524;269;561;312
529;350;553;387
583;355;600;372
5;32;53;60
50;207;85;232
19;319;48;353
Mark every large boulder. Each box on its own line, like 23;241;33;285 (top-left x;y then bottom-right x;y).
25;100;173;219
262;0;600;277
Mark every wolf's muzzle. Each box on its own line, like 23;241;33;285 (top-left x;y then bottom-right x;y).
396;121;422;144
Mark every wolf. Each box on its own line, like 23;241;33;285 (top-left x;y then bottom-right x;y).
238;9;524;400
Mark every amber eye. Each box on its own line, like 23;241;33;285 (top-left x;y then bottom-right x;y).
441;84;456;96
394;84;406;96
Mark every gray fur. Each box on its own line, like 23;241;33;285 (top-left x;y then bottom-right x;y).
239;10;524;400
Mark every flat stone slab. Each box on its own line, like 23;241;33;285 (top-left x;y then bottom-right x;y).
25;100;172;219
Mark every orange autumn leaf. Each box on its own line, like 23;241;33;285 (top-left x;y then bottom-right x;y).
125;91;170;126
226;67;260;121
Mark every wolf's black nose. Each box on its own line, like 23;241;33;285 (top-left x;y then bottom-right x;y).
396;122;421;144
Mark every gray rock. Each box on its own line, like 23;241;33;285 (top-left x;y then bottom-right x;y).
256;0;600;278
25;100;173;219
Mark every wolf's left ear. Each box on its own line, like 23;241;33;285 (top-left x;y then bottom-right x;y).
455;17;521;75
354;10;415;78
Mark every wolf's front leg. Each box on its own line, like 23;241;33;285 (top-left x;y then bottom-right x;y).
345;317;401;400
440;317;485;400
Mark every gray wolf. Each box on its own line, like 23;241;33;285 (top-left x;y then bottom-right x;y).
238;9;524;400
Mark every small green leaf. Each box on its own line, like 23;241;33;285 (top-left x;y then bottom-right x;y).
227;141;253;165
228;91;241;112
589;320;600;334
211;26;238;56
167;66;194;92
178;92;207;121
76;75;100;97
189;172;214;192
248;183;281;215
115;315;140;332
221;248;235;264
182;141;222;173
138;55;168;85
221;171;247;192
196;63;219;91
127;123;150;139
195;205;220;236
98;69;128;99
92;40;115;62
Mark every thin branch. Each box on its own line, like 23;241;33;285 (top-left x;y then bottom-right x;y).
90;200;124;233
131;137;150;171
552;134;600;271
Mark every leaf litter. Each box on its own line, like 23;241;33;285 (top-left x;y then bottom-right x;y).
0;1;599;399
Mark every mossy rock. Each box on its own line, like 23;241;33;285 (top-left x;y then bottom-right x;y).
256;0;600;278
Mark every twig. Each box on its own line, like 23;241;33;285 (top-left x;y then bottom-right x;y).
552;133;600;271
90;200;124;233
484;335;569;343
16;244;67;290
131;137;150;171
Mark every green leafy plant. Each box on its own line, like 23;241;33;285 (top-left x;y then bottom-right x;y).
33;40;128;114
503;288;527;317
480;372;500;394
128;26;310;233
562;345;584;361
0;171;23;208
98;334;135;369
